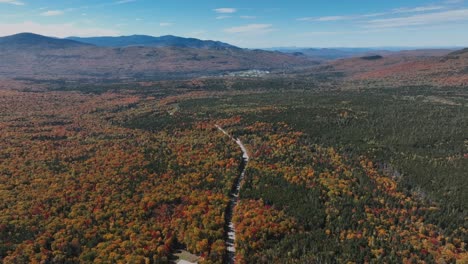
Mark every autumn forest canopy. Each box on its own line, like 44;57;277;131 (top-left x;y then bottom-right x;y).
0;73;466;264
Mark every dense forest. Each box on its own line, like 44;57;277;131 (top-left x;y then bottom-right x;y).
0;78;467;263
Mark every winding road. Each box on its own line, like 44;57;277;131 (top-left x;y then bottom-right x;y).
215;125;250;264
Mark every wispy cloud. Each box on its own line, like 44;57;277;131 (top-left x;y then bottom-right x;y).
366;9;468;28
190;30;207;37
0;0;24;5
240;15;256;19
392;5;445;13
361;13;387;18
40;10;64;16
298;15;351;22
214;8;237;14
159;22;173;27
224;24;273;34
444;0;464;4
298;31;348;36
298;4;453;22
216;15;231;20
298;29;383;37
316;16;349;21
115;0;136;4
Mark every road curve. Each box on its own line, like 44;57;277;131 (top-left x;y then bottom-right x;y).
215;125;249;264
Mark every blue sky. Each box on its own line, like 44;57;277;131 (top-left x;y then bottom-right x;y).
0;0;468;48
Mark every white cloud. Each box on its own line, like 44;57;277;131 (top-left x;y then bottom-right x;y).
444;0;464;3
159;22;172;27
116;0;136;4
316;16;349;21
41;10;64;16
298;15;351;22
366;9;468;28
392;5;445;13
298;31;346;36
0;21;120;37
190;30;207;37
216;15;231;20
298;29;382;37
224;24;273;34
214;8;237;14
240;15;256;19
361;13;387;18
297;17;313;21
298;4;454;22
0;0;24;5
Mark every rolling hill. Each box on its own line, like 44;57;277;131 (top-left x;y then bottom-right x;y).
316;48;468;86
272;47;384;60
274;47;458;61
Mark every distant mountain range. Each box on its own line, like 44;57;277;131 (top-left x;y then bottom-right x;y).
268;48;381;60
0;33;238;50
0;33;465;83
0;33;91;50
0;33;316;79
67;35;238;49
269;47;459;61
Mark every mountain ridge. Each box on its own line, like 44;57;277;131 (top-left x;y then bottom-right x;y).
66;35;238;49
318;48;468;86
0;33;92;50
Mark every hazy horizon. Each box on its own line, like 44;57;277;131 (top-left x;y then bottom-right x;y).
2;32;465;50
